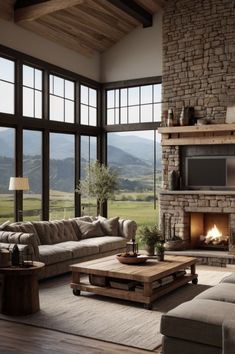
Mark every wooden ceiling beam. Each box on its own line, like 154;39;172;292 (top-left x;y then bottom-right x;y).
14;0;85;23
21;19;94;56
106;0;152;27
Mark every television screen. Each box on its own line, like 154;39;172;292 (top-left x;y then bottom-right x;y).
186;158;226;186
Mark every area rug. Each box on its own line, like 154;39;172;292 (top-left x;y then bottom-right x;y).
0;268;232;351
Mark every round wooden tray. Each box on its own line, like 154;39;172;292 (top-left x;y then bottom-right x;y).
116;254;148;264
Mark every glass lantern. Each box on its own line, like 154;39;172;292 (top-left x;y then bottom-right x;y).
126;238;138;255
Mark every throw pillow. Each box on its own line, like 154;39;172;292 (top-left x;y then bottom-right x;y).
62;219;80;241
0;220;11;230
6;221;41;245
98;216;119;236
76;220;105;239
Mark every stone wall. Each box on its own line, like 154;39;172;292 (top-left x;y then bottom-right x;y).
162;0;235;123
162;146;179;189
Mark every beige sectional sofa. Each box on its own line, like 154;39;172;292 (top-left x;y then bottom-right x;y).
0;216;137;279
160;273;235;354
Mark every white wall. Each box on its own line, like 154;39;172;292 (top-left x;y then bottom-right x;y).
101;12;162;83
0;19;100;81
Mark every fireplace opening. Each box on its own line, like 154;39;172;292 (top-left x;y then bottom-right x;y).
190;213;229;250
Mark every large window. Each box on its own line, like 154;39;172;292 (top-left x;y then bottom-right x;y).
0;127;15;222
23;65;42;118
80;135;97;216
0;45;162;223
23;130;42;221
80;85;97;126
49;133;75;220
49;75;75;123
0;57;15;114
108;130;162;228
107;84;161;125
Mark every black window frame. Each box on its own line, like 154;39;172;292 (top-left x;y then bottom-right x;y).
0;44;101;222
0;44;162;221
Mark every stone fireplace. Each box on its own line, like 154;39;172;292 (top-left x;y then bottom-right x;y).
158;125;235;257
158;0;235;265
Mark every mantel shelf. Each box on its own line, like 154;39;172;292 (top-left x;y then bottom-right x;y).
158;123;235;134
158;123;235;146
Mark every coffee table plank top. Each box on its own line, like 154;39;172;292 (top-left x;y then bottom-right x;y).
70;255;197;282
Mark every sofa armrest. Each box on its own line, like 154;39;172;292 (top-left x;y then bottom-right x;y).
118;219;137;240
223;320;235;354
0;231;39;260
0;242;33;257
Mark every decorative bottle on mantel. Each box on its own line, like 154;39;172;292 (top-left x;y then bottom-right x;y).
167;108;174;127
169;170;179;190
179;107;189;126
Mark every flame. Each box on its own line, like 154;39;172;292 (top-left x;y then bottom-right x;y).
206;224;222;240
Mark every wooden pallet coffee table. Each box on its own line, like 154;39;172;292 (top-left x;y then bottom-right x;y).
70;255;198;309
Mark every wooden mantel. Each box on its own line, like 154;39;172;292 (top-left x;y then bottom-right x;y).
158;123;235;146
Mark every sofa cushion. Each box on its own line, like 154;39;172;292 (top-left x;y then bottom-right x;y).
76;220;104;239
220;273;235;284
38;244;72;265
160;299;235;348
98;216;120;236
56;240;99;258
85;236;126;253
195;283;235;304
62;219;79;241
5;221;40;245
33;220;78;245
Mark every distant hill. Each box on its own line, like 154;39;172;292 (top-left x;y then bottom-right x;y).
108;145;149;167
0;129;162;193
108;133;162;166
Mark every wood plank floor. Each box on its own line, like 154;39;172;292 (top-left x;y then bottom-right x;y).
0;320;161;354
0;265;233;354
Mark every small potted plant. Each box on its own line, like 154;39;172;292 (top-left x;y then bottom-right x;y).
138;224;162;256
156;241;165;261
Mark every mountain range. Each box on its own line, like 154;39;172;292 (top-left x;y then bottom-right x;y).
0;129;162;193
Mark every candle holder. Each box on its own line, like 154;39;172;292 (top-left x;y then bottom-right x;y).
126;238;138;256
22;249;34;267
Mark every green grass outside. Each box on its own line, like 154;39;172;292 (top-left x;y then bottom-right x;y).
0;192;159;232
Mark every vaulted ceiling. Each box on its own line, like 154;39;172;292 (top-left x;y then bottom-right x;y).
0;0;165;56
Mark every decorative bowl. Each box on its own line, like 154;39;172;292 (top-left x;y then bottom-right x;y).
116;254;148;264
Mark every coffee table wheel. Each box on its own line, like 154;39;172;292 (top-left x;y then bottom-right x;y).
73;289;81;296
144;303;152;310
192;277;198;285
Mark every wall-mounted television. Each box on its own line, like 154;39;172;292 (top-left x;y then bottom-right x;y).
185;156;235;188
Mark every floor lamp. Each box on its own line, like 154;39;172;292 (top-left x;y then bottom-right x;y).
9;177;29;222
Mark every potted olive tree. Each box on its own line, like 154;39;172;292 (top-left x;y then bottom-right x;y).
76;161;118;216
138;224;162;256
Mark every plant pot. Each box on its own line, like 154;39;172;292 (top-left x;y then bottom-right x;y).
145;244;155;256
156;252;164;261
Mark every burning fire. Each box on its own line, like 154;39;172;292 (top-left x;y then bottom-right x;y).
205;224;228;245
206;224;222;239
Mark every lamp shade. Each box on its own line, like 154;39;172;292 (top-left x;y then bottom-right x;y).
9;177;29;191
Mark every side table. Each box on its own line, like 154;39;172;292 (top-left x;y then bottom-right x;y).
0;261;45;316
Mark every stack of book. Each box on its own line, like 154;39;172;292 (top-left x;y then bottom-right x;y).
174;270;186;279
109;278;137;290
